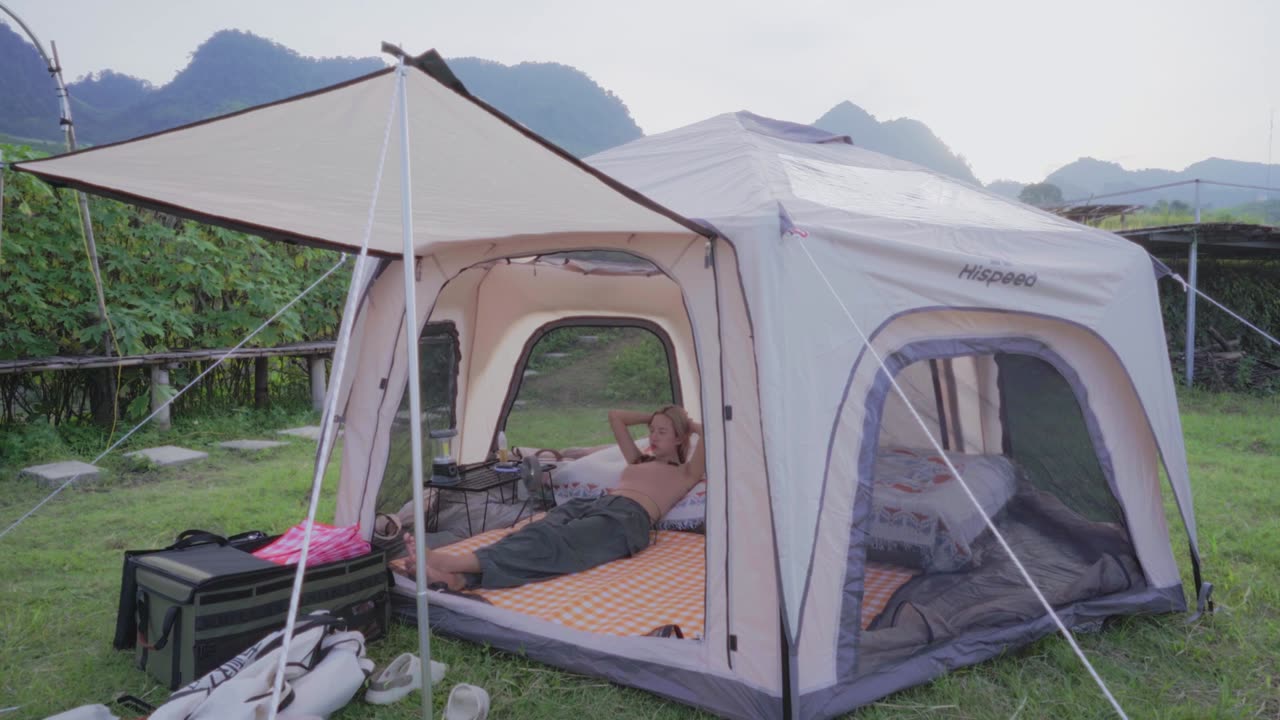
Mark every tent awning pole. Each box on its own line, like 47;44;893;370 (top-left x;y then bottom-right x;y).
396;58;434;720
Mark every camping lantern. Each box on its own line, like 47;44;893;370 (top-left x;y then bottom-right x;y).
429;428;459;486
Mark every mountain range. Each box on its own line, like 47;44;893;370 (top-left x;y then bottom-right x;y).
2;23;1275;209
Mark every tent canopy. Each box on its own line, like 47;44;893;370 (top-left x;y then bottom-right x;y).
13;51;707;256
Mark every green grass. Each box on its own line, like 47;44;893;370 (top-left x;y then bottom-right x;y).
504;405;651;450
1;391;1278;718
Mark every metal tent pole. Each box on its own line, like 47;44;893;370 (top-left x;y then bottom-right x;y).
395;58;434;720
1184;180;1200;386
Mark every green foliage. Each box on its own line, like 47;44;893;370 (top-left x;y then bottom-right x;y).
0;21;61;141
1096;201;1273;231
605;334;673;403
0;417;68;468
1158;259;1280;392
0;143;348;423
526;326;624;373
1018;182;1064;207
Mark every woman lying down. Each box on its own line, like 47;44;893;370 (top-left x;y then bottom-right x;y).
402;405;705;591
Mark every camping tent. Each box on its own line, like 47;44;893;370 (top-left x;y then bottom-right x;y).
13;52;1203;719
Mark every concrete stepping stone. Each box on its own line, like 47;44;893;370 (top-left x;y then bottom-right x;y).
276;425;343;442
219;440;288;452
124;445;208;468
20;460;102;488
278;425;323;441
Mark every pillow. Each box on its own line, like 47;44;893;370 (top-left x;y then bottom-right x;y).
548;441;637;503
548;440;707;532
655;482;707;532
867;447;1019;572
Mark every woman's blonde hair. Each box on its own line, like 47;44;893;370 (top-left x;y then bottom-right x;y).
649;404;691;464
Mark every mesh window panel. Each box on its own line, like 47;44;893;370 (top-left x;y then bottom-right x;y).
996;353;1125;525
851;352;1143;677
377;323;459;516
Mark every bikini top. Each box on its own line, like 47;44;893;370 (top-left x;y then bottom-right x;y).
636;454;681;467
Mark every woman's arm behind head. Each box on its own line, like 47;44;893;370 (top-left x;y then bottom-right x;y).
685;417;707;482
608;409;648;464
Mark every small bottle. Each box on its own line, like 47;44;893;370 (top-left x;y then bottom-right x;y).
498;430;509;463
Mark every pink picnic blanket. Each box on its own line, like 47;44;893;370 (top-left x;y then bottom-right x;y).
251;522;370;566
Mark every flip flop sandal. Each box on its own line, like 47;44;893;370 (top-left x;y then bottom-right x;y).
444;684;490;720
365;653;448;705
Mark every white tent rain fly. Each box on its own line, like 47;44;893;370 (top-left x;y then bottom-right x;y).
14;49;1207;720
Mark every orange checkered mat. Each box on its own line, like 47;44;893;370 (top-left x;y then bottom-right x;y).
409;520;917;637
862;561;917;626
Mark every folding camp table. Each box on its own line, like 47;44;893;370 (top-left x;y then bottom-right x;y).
425;461;555;535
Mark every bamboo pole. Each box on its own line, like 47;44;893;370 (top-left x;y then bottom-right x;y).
0;4;117;422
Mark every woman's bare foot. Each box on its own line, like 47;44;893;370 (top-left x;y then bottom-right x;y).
400;533;466;590
425;562;466;591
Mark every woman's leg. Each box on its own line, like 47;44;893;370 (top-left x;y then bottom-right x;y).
401;534;479;590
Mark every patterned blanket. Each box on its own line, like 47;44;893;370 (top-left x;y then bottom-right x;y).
869;447;1019;572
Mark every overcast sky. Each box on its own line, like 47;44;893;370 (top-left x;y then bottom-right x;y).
6;0;1278;184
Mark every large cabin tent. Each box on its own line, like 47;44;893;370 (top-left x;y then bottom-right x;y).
14;52;1203;720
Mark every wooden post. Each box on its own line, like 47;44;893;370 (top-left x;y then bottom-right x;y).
308;355;327;412
254;357;270;409
1185;180;1201;387
150;365;171;431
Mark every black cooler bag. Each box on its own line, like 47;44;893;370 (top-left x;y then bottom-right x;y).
114;530;389;689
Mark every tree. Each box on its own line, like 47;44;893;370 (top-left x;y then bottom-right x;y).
1018;182;1064;207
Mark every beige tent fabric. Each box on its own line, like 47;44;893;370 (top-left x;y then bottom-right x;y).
712;240;783;690
590;113;1199;637
14;68;698;256
796;309;1180;690
333;232;709;536
328;230;781;693
451;262;698;462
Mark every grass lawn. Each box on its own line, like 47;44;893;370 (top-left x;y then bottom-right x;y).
1;391;1278;718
